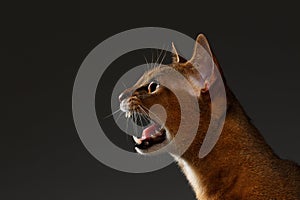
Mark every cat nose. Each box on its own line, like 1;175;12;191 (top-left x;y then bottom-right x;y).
119;90;130;102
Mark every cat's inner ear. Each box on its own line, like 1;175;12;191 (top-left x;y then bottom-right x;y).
171;42;187;63
188;34;216;93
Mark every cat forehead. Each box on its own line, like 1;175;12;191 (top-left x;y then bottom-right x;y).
147;62;190;77
147;66;175;77
136;66;174;85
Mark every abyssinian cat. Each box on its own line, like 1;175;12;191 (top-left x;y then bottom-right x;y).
118;34;300;199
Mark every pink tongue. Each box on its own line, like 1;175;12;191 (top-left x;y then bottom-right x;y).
142;124;160;139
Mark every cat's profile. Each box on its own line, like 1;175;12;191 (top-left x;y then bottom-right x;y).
118;34;300;200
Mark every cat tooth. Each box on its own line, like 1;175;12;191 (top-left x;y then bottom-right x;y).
133;136;142;144
125;112;131;118
156;132;162;136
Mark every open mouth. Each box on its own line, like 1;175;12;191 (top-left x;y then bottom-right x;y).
125;111;167;150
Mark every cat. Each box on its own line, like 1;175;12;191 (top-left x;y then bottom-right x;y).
118;34;300;200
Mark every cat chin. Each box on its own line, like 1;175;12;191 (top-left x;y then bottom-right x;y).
134;137;171;155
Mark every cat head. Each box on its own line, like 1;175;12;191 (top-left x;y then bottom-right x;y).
119;34;225;154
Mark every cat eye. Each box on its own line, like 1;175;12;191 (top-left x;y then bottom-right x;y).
148;81;159;93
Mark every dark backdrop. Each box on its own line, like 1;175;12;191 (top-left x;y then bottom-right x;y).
3;1;300;200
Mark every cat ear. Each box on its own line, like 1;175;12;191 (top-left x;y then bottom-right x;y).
189;34;216;93
171;42;187;63
172;42;180;63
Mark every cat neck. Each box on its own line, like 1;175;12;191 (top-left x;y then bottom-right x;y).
173;91;276;199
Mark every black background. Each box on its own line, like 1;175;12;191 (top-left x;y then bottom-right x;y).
3;1;300;200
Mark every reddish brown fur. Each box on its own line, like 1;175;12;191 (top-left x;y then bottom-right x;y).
120;35;300;199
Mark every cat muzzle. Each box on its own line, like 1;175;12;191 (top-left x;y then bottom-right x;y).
126;111;167;150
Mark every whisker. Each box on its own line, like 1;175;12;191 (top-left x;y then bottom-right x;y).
138;106;154;128
115;111;124;123
133;111;138;137
125;113;129;135
138;105;149;118
157;49;167;68
140;111;149;127
138;105;165;127
154;49;163;68
103;109;121;119
154;44;166;69
121;82;128;89
125;117;132;145
128;114;134;136
137;110;143;127
151;50;155;69
144;55;150;71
